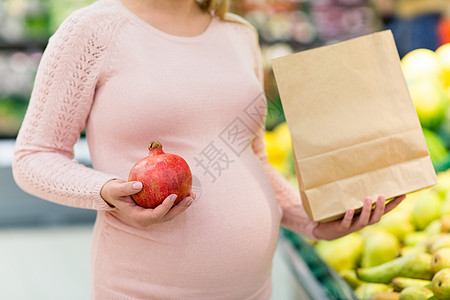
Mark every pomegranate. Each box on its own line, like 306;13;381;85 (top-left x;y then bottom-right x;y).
128;141;192;208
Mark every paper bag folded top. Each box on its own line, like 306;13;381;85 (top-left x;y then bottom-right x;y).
271;30;437;222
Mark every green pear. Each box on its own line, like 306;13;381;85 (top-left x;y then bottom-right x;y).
401;243;427;257
357;253;433;284
369;292;400;300
431;268;450;300
378;211;415;242
392;277;431;292
361;229;400;268
339;269;364;289
399;286;433;300
405;231;429;247
426;219;443;236
432;248;450;274
355;283;393;300
411;190;442;231
315;232;363;272
433;171;450;200
429;234;450;254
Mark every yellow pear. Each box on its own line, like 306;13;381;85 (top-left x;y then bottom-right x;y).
404;231;428;247
392;277;431;292
433;170;450;200
432;248;450;274
315;232;363;273
272;122;292;153
400;243;427;257
425;219;443;236
264;131;285;173
339;269;363;289
378;211;415;242
361;229;400;268
431;268;450;300
401;49;444;84
411;190;442;231
398;286;433;300
429;234;450;254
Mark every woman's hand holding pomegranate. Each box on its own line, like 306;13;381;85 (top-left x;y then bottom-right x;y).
100;179;195;227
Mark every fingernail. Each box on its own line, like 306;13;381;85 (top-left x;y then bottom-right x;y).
133;182;142;189
186;199;194;207
171;195;177;202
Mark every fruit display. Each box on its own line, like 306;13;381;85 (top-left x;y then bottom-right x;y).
128;141;192;208
304;170;450;300
401;45;450;171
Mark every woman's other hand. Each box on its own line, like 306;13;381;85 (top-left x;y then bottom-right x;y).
100;179;195;227
313;194;406;241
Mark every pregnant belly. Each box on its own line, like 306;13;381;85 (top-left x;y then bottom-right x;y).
94;168;282;299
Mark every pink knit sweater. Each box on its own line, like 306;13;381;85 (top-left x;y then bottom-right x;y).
13;0;316;298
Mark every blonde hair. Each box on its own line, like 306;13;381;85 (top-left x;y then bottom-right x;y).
197;0;230;20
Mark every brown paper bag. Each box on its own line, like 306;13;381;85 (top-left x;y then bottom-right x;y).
271;30;437;222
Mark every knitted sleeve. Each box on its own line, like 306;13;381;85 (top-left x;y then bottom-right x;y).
12;8;119;210
244;25;318;240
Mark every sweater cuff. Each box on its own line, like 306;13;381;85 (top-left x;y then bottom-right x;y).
92;177;119;211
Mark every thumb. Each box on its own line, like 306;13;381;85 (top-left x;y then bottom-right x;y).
129;181;143;195
113;181;142;197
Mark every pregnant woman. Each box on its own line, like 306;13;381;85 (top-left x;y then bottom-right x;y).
12;0;405;299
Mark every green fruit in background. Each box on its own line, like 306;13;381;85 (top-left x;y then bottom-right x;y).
378;211;415;242
392;277;432;292
361;229;400;268
399;286;433;300
401;243;427;257
357;253;433;284
433;170;450;200
411;190;442;230
423;128;448;167
426;219;443;236
431;268;450;300
404;231;428;247
369;292;400;300
355;283;393;300
340;269;364;289
401;49;445;84
315;232;363;272
408;79;448;129
432;248;450;274
429;234;450;254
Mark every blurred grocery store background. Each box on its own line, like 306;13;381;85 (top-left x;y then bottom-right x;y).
2;0;450;299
